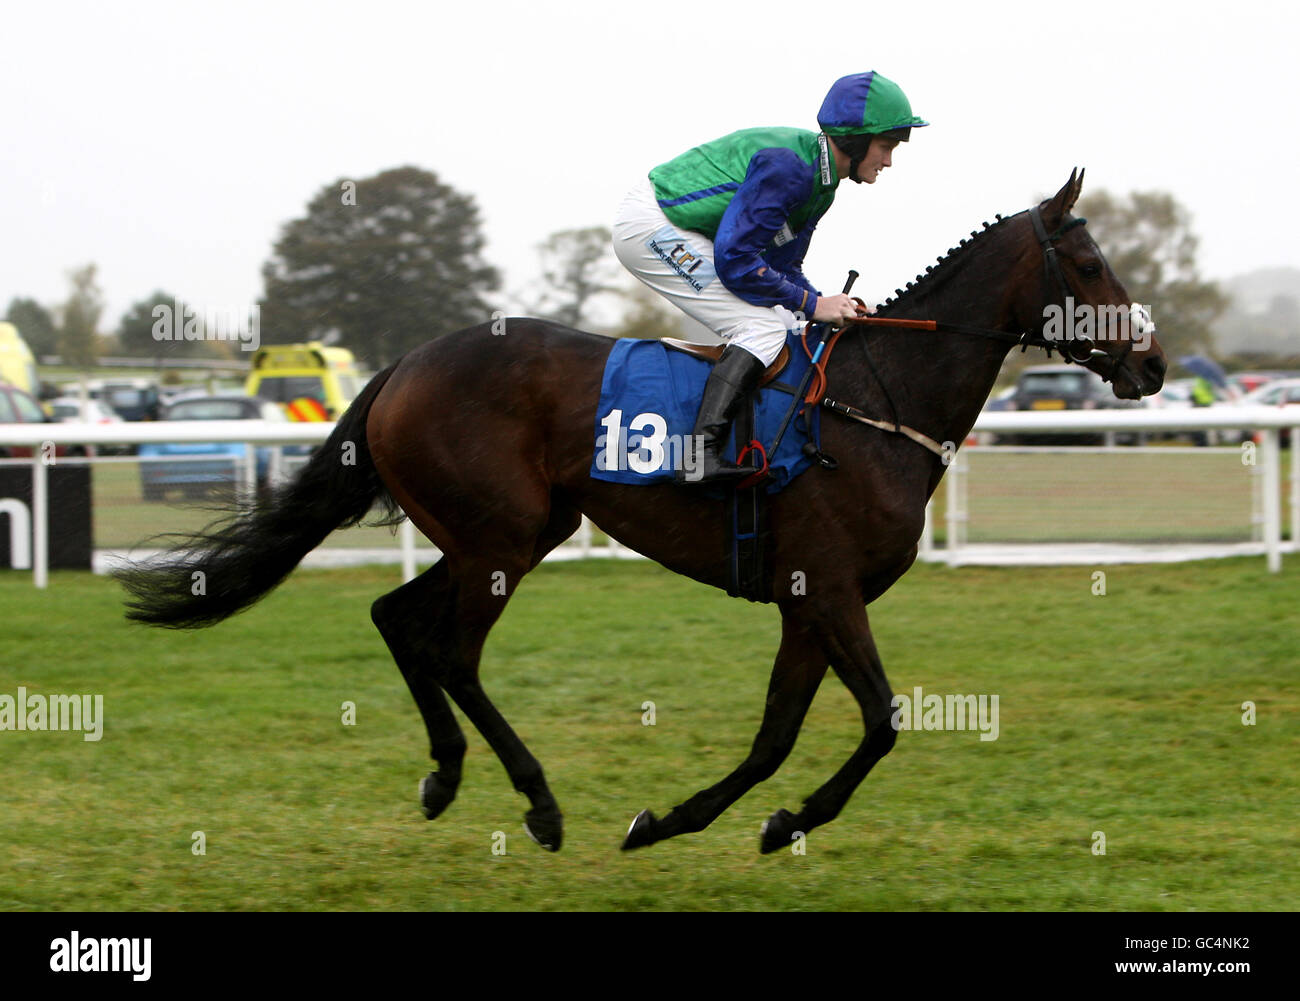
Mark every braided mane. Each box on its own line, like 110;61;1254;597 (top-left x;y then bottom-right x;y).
874;210;1023;314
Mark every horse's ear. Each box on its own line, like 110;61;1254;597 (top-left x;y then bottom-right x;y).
1043;168;1085;225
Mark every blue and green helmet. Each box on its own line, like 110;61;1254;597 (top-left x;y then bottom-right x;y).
818;71;928;142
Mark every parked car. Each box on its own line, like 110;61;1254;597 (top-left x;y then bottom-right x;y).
0;381;90;458
46;396;130;455
1237;378;1300;445
1238;377;1300;409
974;386;1016;444
137;394;289;501
983;385;1016;412
47;397;123;424
1227;371;1294;396
996;364;1140;444
85;378;163;422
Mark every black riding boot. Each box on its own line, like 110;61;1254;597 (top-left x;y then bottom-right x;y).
679;344;767;485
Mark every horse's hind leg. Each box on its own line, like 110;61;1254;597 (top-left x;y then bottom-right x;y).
622;609;828;850
435;547;568;850
373;543;569;850
371;559;467;820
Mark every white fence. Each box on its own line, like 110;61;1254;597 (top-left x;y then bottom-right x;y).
1;407;1297;588
961;408;1296;573
926;443;1277;568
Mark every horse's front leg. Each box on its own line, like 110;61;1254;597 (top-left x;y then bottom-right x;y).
759;602;896;854
622;609;827;850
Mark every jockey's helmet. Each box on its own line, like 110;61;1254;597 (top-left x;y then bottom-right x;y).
818;71;928;144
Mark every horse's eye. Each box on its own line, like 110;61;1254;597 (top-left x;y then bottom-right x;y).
1078;263;1102;280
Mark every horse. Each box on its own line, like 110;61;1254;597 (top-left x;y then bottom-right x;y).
117;170;1166;854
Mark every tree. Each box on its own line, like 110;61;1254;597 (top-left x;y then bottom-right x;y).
58;264;104;367
1075;189;1228;358
611;283;689;340
118;291;227;361
4;297;59;357
259;167;500;367
529;226;622;329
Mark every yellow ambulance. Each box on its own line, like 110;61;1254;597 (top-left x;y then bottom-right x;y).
244;342;361;420
0;322;39;396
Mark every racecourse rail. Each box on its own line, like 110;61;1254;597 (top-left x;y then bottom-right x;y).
1;407;1297;588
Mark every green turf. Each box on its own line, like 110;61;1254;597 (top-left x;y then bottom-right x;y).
0;558;1295;911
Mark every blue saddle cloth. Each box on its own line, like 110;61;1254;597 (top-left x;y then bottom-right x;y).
589;332;820;493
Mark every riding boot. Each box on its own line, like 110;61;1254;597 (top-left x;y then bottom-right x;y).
679;344;767;485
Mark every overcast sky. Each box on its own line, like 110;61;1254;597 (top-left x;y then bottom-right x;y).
6;0;1299;332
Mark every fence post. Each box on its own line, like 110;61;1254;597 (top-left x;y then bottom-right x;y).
1291;427;1298;552
1261;429;1281;573
1251;442;1263;542
32;451;48;589
267;445;285;488
239;445;256;506
919;498;935;560
400;517;416;582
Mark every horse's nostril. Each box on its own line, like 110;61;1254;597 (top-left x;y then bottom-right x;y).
1143;355;1167;386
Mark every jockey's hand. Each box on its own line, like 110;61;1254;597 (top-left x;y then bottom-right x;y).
812;293;861;324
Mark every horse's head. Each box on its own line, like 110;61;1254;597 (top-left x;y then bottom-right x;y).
1010;170;1167;399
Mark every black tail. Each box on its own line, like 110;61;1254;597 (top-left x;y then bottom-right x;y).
116;363;401;629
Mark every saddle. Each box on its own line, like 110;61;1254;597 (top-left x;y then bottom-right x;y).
660;339;790;387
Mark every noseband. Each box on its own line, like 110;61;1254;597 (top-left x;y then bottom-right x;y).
1028;205;1137;385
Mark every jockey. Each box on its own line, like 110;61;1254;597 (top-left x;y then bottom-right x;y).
612;71;927;484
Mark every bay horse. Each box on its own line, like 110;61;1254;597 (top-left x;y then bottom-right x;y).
118;170;1166;853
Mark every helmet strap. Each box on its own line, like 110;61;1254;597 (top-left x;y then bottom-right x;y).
848;136;872;184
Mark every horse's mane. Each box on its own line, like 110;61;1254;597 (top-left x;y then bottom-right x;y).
874;209;1023;315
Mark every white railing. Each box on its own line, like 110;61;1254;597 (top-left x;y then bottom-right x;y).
929;444;1272;567
934;407;1298;573
0;421;618;588
2;407;1297;586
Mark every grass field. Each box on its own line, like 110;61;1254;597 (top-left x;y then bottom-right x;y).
1;558;1296;911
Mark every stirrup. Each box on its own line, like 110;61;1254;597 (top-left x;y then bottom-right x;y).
679;435;754;484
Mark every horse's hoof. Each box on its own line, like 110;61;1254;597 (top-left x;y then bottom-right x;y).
760;809;799;855
419;772;455;820
523;808;563;852
621;809;657;851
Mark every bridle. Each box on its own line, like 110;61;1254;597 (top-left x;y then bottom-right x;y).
1027;204;1136;384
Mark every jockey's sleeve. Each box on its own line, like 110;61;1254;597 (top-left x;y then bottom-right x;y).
778;223;821;300
713;148;825;316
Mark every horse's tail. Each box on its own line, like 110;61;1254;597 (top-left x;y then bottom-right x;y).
116;363;401;629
